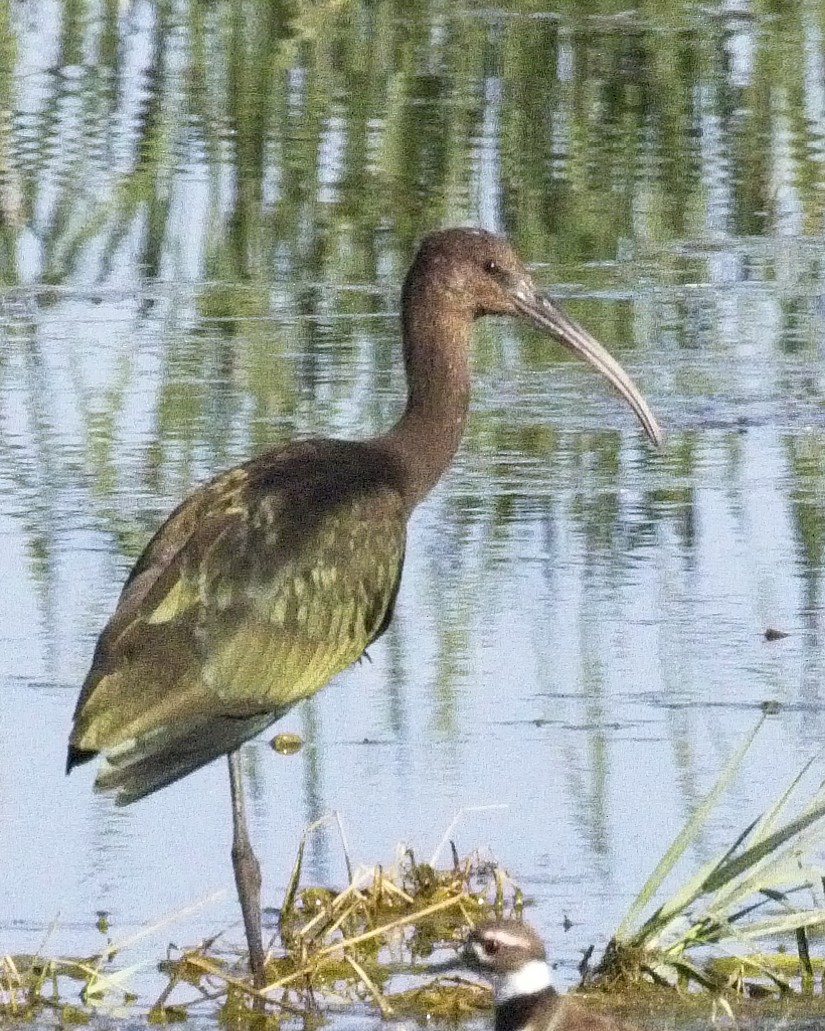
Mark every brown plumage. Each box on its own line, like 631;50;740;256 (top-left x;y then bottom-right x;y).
67;228;662;987
68;441;407;802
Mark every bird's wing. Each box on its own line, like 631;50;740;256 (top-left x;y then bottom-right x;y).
68;440;407;800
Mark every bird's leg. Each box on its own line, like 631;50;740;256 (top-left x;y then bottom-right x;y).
227;750;266;989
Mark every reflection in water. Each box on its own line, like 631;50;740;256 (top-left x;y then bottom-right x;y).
1;0;825;1015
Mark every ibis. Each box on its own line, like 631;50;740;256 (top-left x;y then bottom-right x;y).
67;228;662;987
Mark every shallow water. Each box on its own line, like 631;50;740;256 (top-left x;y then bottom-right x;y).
3;0;825;1026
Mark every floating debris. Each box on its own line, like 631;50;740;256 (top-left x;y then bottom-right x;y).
270;732;304;754
0;830;519;1024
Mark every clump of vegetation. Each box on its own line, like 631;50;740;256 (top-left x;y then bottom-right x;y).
1;815;517;1025
160;820;516;1024
589;716;825;1002
8;722;825;1025
0;949;136;1024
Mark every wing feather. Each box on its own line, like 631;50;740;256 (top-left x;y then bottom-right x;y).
69;439;408;802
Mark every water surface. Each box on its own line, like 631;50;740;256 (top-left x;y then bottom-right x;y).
2;0;825;1025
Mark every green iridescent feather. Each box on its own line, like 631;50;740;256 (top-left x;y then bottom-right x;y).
69;438;407;803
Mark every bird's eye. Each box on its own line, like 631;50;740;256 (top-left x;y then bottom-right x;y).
483;939;501;956
485;259;499;275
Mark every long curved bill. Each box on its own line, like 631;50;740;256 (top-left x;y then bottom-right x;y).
513;290;663;447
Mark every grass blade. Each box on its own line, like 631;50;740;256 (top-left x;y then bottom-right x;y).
615;716;764;942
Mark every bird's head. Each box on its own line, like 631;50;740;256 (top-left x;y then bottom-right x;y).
404;227;663;447
463;919;554;1003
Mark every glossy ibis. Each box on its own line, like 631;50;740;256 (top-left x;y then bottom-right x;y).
464;919;637;1031
67;228;662;988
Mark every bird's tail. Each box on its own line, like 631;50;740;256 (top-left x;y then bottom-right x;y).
93;713;278;805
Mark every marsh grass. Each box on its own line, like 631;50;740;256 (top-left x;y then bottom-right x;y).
593;716;825;999
166;818;515;1024
9;733;825;1025
1;815;514;1025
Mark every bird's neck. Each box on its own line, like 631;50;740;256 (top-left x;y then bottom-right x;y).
381;304;472;511
495;960;555;1004
493;961;558;1031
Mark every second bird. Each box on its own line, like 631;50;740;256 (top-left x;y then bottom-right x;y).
66;228;663;987
464;919;640;1031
